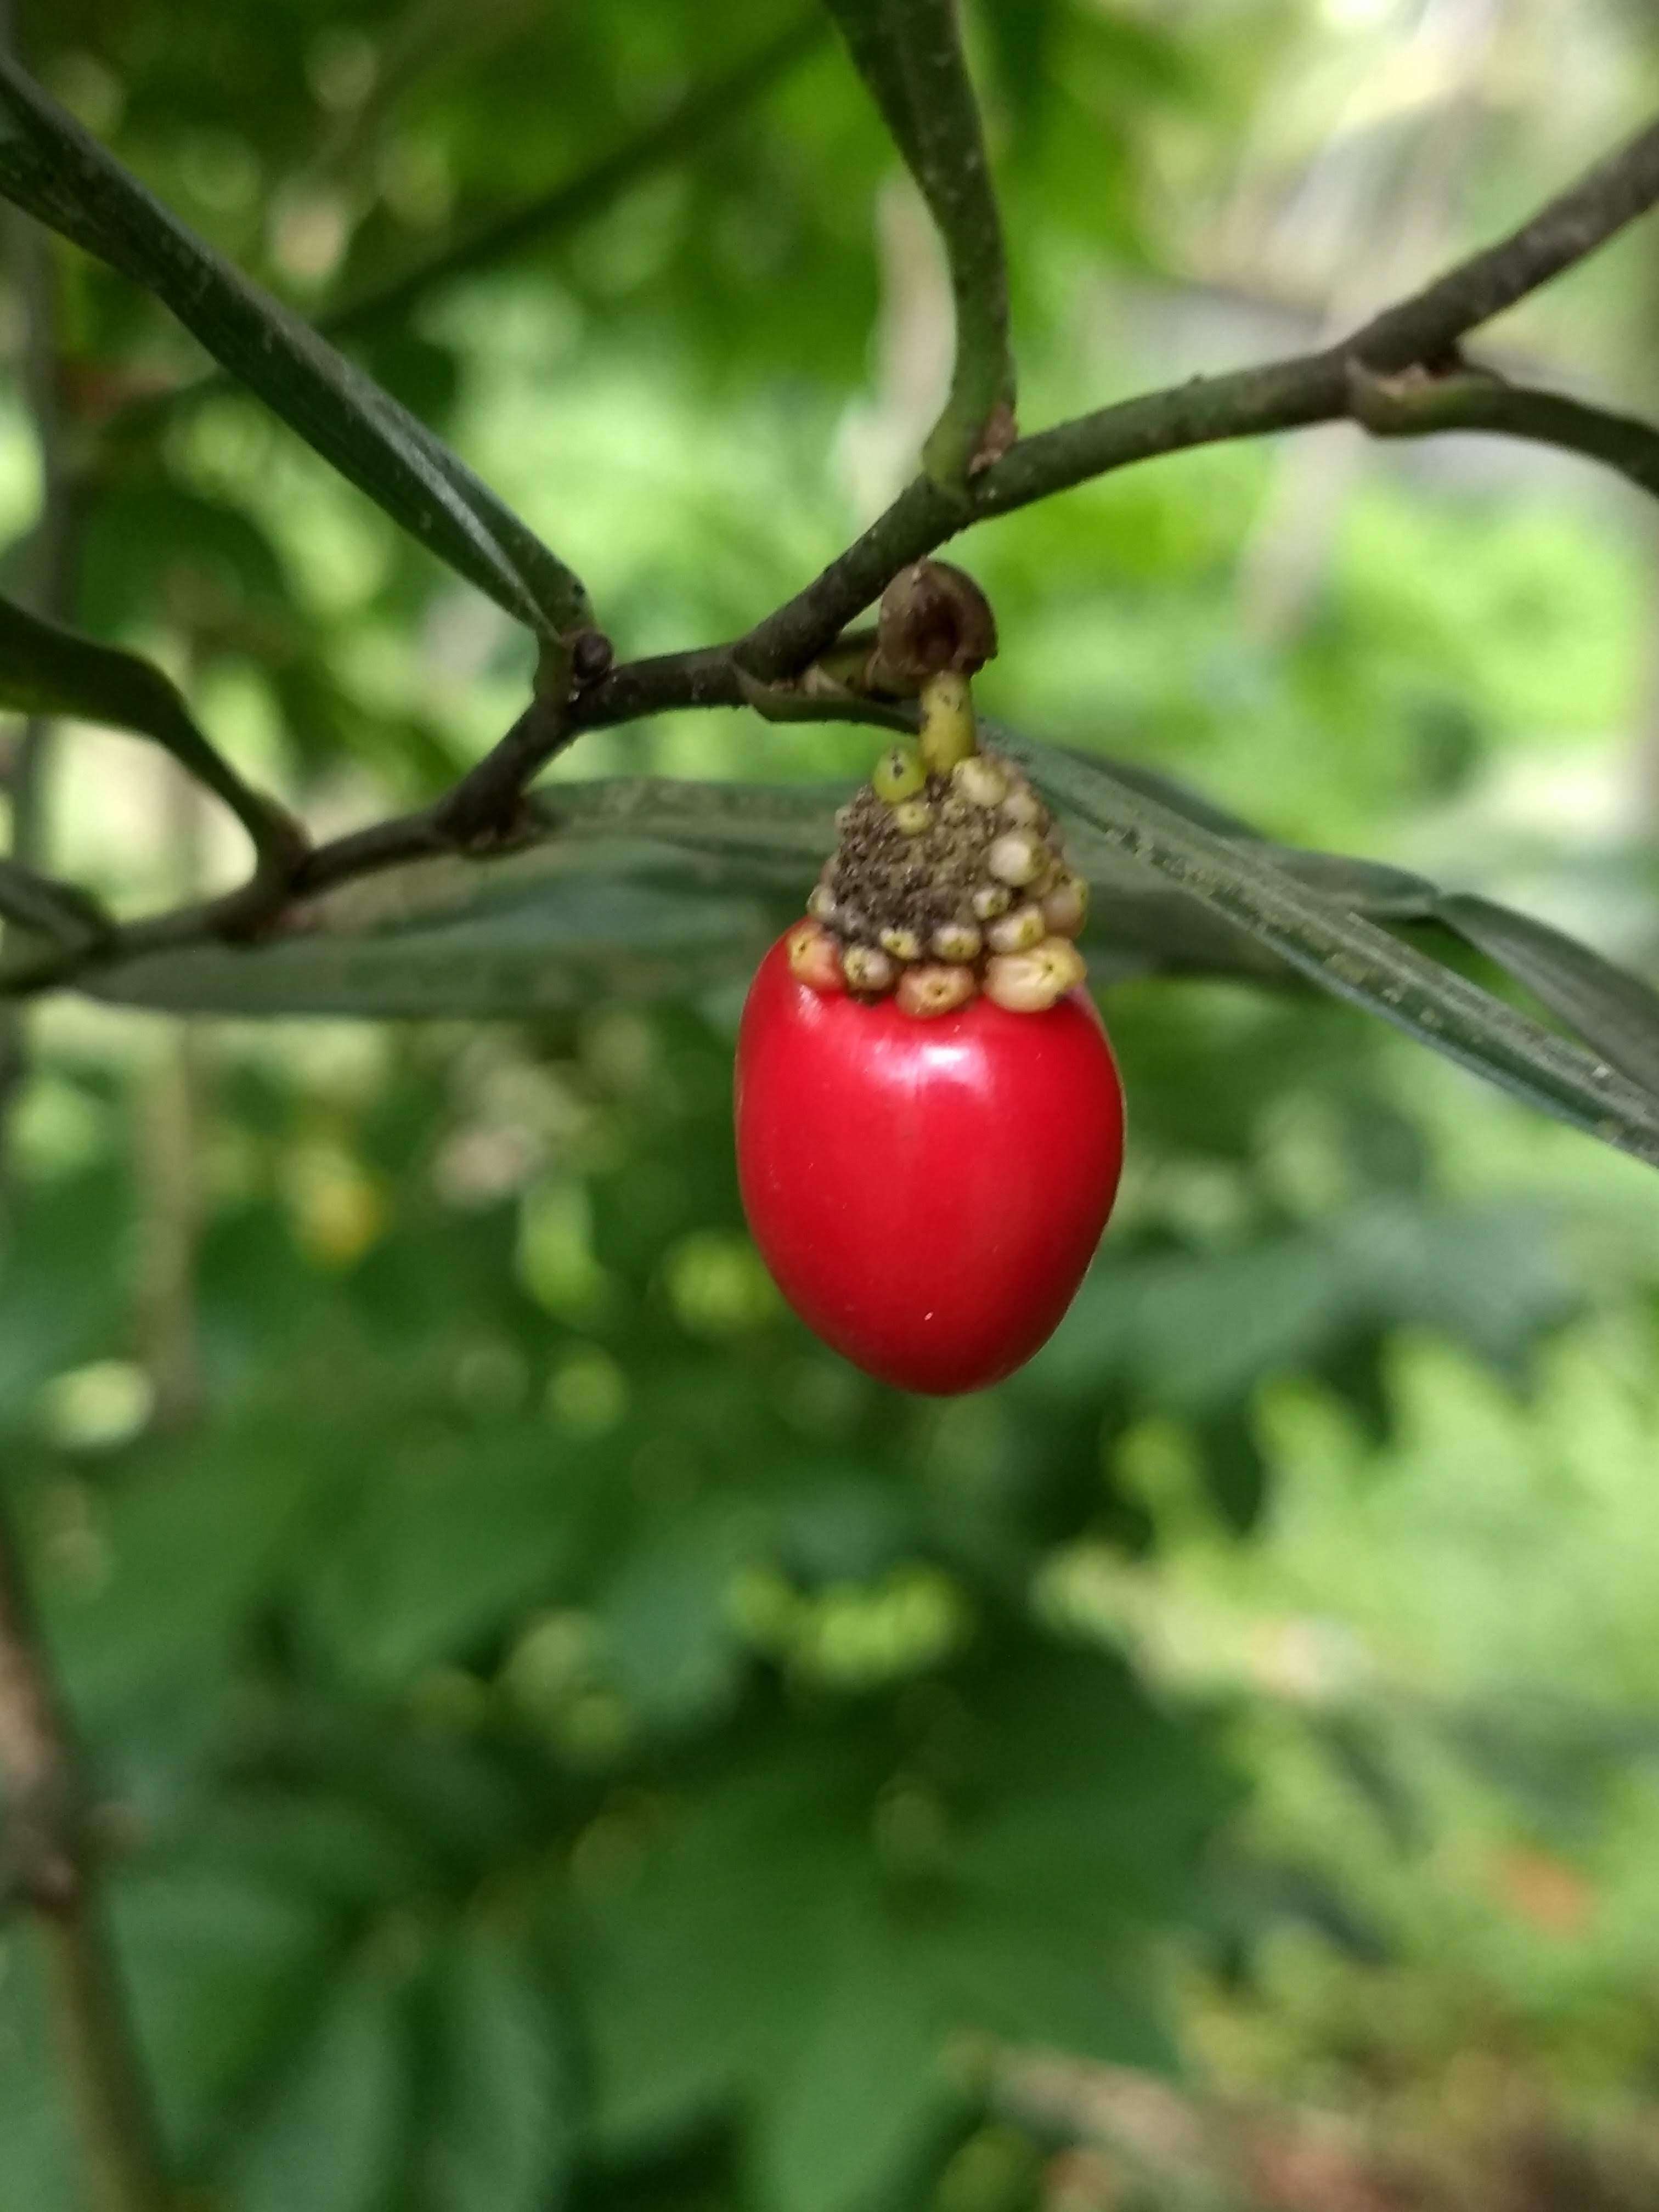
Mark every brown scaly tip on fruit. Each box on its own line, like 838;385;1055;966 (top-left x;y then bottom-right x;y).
795;742;1090;1018
787;559;1087;1018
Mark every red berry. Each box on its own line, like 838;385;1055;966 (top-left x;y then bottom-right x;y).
735;933;1126;1396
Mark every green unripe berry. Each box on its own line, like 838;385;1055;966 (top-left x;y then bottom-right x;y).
872;744;927;804
986;902;1046;955
987;830;1044;887
999;783;1045;829
1042;873;1088;937
931;920;982;963
879;926;924;962
896;963;977;1019
843;943;898;994
951;756;1008;810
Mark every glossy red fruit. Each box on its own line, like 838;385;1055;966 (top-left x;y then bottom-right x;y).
735;934;1126;1396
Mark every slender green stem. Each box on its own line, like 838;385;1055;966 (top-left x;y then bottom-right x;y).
0;595;309;904
1347;360;1659;496
736;110;1659;676
39;1910;173;2212
8;108;1659;996
822;0;1015;488
0;52;588;637
0;1496;174;2212
97;16;827;452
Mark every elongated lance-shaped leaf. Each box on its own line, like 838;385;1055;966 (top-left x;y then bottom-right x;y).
0;57;587;639
994;726;1659;1170
86;875;785;1019
822;0;1015;487
69;769;1487;1019
1435;892;1659;1099
327;16;828;340
0;593;300;869
0;856;108;948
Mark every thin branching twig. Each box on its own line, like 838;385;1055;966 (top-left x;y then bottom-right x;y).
0;57;177;2208
821;0;1015;487
5;109;1659;998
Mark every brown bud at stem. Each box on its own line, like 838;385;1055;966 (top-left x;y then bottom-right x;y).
873;560;998;692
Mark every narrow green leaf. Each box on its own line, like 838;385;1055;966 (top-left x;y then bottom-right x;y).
822;0;1015;484
114;1867;336;2159
997;727;1659;1171
228;1965;410;2212
326;17;828;341
0;1927;76;2212
584;1774;862;2155
0;592;297;867
531;775;849;875
73;768;1469;1018
1436;891;1659;1099
85;873;782;1017
595;1498;768;1729
42;1423;322;1718
0;58;586;636
0;855;106;947
296;1429;592;1690
753;1912;953;2212
422;1934;579;2212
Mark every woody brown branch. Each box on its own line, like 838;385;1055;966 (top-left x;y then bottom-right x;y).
6;109;1659;990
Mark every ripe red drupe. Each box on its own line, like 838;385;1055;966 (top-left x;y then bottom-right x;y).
736;933;1125;1395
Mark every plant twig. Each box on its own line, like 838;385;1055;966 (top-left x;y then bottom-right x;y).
0;120;71;1187
0;594;309;928
0;1505;173;2212
822;0;1015;488
7;110;1659;998
1346;359;1659;496
0;52;590;639
95;14;828;453
736;110;1659;677
0;70;176;2205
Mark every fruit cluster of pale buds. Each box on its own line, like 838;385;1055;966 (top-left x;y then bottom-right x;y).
787;743;1090;1018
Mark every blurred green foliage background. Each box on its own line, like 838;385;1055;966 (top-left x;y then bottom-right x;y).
5;1;1659;2207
